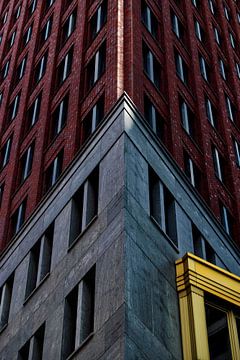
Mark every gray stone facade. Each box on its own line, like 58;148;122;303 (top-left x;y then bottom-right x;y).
0;94;239;359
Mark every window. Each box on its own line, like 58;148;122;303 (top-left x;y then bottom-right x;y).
233;138;240;167
0;182;4;206
25;224;54;299
141;1;158;39
237;12;240;24
0;91;2;106
199;55;210;82
15;4;21;20
179;98;195;137
8;30;16;49
192;224;216;264
33;52;48;84
56;47;73;88
175;51;188;85
184;152;201;190
224;5;230;21
2;11;8;25
86;42;106;91
0;274;13;330
235;62;240;79
225;95;236;122
19;143;34;183
229;32;236;49
144;95;164;140
16;55;27;82
149;167;178;245
11;199;26;236
143;42;161;89
192;0;200;9
0;137;12;169
18;324;45;360
38;16;52;48
51;94;69;139
44;150;63;192
44;0;54;12
195;20;204;42
61;267;95;359
219;58;227;80
29;0;37;15
208;0;216;15
2;59;10;79
69;167;99;245
205;97;217;128
26;92;42;130
214;27;221;45
23;24;32;46
220;202;233;236
171;12;184;41
61;9;76;45
81;95;104;144
89;0;107;40
176;253;240;360
8;93;20;122
212;146;224;182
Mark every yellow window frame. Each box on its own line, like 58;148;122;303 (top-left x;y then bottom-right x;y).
175;253;240;359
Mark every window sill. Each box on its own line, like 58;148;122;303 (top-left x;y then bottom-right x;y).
66;332;94;360
68;215;98;252
23;272;50;305
150;215;179;253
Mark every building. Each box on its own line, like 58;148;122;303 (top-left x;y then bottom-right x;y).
0;0;240;359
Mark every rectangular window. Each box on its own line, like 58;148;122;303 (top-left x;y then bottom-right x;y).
61;9;76;45
0;136;12;169
199;55;210;82
233;138;240;167
56;47;73;88
184;152;201;190
141;1;158;39
2;59;10;79
89;0;107;41
214;27;221;45
18;324;45;360
11;199;26;236
195;20;205;42
26;92;42;130
219;59;227;81
15;4;21;19
86;42;106;91
44;150;63;192
19;143;34;183
220;202;232;237
143;42;161;89
0;182;4;206
61;267;95;359
171;12;184;41
51;94;69;139
149;167;178;245
236;62;240;79
33;52;48;84
225;95;236;122
179;98;195;137
192;224;216;264
38;16;52;48
205;97;217;128
0;91;3;106
0;274;14;330
81;95;104;144
229;32;236;49
144;95;164;140
23;24;32;46
29;0;37;16
175;51;188;85
209;0;216;15
16;56;27;82
8;93;20;122
25;223;54;299
212;146;224;182
69;167;99;245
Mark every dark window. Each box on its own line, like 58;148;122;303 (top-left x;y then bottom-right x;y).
61;267;95;360
22;24;32;47
69;167;99;245
16;55;27;83
51;94;69;139
195;19;205;43
18;324;45;360
175;51;188;85
33;52;48;84
199;55;211;82
28;0;37;16
26;92;42;130
141;0;158;39
89;0;107;41
56;47;73;88
25;223;54;299
61;9;76;45
220;202;233;237
0;274;14;330
143;42;161;89
184;152;201;191
44;150;63;192
192;224;216;264
11;199;26;236
233;138;240;167
171;11;184;41
205;97;217;128
7;93;20;123
0;136;12;169
0;182;4;206
179;97;195;138
212;146;225;183
81;95;104;144
144;95;164;140
86;42;106;91
38;16;52;48
149;167;178;245
1;59;10;79
19;143;34;184
225;95;236;122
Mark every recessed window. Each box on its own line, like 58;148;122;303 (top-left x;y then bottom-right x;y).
179;98;195;137
56;47;73;88
25;223;54;299
11;199;26;236
214;27;221;45
33;51;48;84
2;59;10;79
86;42;106;91
44;150;63;192
44;0;54;12
141;1;158;39
192;0;200;9
175;51;188;85
8;30;16;49
219;58;227;80
184;152;201;190
229;32;236;49
19;143;34;183
233;138;240;167
15;4;21;20
0;137;12;169
61;9;76;45
26;92;42;130
2;10;8;25
225;95;236;122
220;202;233;237
89;0;107;41
0;91;3;106
0;182;4;206
212;146;225;182
171;12;184;41
51;94;69;139
144;95;164;140
18;324;45;360
235;62;240;79
38;16;52;48
8;93;20;122
0;274;14;330
195;20;205;42
29;0;37;16
61;266;95;359
208;0;216;15
69;167;99;245
143;42;161;89
199;55;210;82
23;24;32;46
224;5;230;21
16;55;27;82
205;97;217;128
149;167;178;246
192;224;216;264
81;95;104;144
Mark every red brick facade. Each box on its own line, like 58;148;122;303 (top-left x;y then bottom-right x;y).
0;0;240;250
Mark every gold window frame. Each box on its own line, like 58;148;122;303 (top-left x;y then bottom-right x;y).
176;253;240;359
